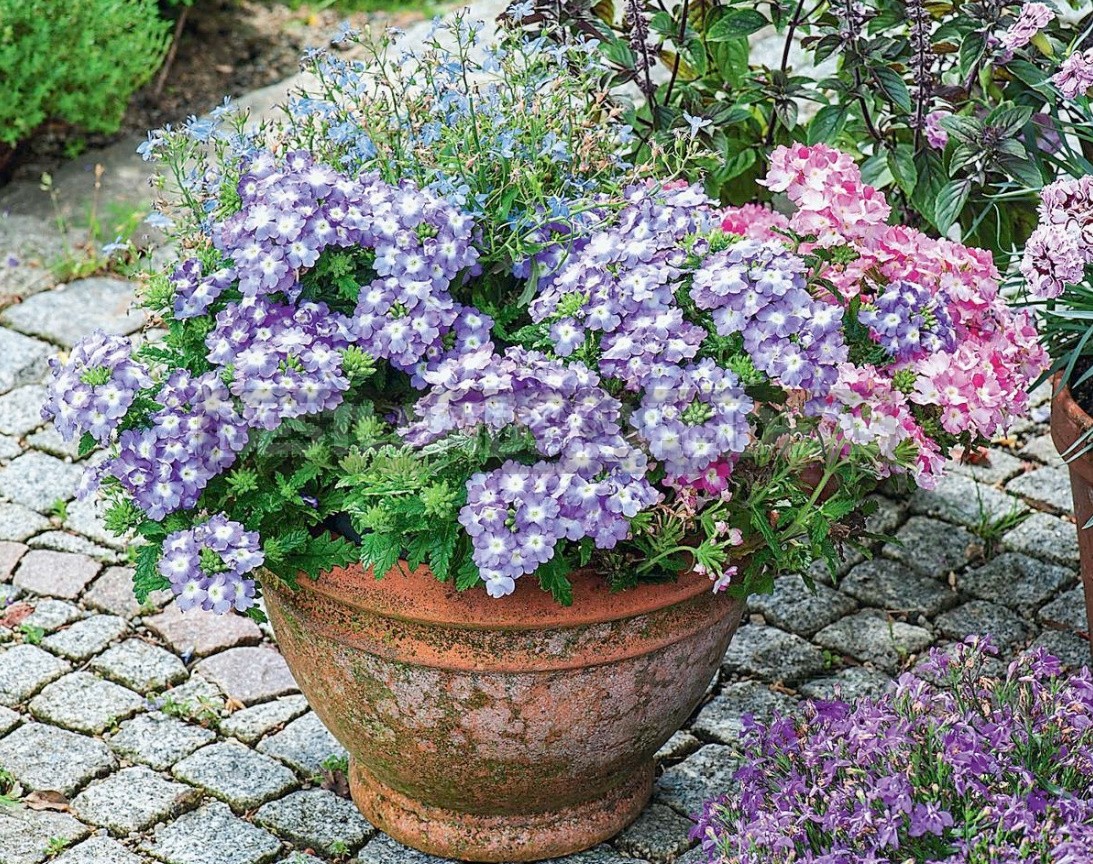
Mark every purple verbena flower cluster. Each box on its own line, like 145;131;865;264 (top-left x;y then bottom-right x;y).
42;330;152;444
691;638;1093;864
158;515;263;613
405;346;657;596
630;360;752;478
207;299;354;429
859;280;957;361
529;181;713;391
102;371;249;521
691;240;847;397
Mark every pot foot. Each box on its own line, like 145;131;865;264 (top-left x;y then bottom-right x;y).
349;759;654;862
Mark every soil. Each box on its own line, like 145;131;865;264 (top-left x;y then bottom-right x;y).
5;0;431;185
1073;355;1093;416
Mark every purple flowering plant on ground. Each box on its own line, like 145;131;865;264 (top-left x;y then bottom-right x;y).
692;638;1093;864
42;16;1041;616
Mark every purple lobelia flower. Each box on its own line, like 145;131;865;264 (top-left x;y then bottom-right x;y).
43;330;153;444
158;514;263;614
691;637;1093;863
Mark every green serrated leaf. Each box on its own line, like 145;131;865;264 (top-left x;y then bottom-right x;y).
133;543;169;603
455;557;482;592
358;532;401;579
536;555;574;606
78;431;97;458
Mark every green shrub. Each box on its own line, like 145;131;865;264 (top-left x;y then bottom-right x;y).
0;0;170;148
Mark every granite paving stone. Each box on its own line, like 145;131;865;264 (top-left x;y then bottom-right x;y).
839;558;957;616
194;647;298;706
279;856;324;864
0;435;21;460
1003;512;1080;567
654;730;701;764
0;539;26;579
12;550;99;599
173;741;298;811
0;806;89;864
909;473;1021;529
24;426;81;460
885;516;979;580
159;675;226;719
959;553;1075;617
721;623;826;684
541;846;653;864
41;615;128;662
1005;464;1074;514
1;277;145;348
1030;629;1092;670
675;849;706;864
0;704;21;735
108;712;216;771
654;745;741;817
84;566;170;618
814;610;934;673
53;836;147;864
255;789;374;856
74;766;200;835
935;600;1033;651
63;497;128;551
0;502;50;542
947;449;1025;485
257;712;348;778
691;681;797;745
0;722;116;794
141;802;283;864
1039;586;1089;634
0;451;84;512
28;530;122;561
1020;433;1065;466
220;695;310;745
0;643;70;706
865;495;906;537
145;604;262;658
746;574;857;637
613;802;694;862
29;672;144;734
0;328;51;395
92;639;188;692
799;666;894;701
20;598;85;632
354;835;464;864
0;385;47;437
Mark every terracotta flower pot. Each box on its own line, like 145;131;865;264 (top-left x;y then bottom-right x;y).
1049;379;1093;655
263;563;744;862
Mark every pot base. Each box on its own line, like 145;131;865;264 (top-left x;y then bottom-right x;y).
350;758;655;862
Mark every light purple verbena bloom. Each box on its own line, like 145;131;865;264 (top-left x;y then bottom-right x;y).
43;330;153;444
404;346;659;596
859;280;957;361
691;637;1093;863
102;371;249;520
158;514;263;614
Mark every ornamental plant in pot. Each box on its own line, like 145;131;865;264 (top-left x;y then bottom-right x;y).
42;18;1043;863
1018;48;1093;657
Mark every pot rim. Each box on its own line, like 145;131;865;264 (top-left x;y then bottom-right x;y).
271;561;729;630
1051;373;1093;485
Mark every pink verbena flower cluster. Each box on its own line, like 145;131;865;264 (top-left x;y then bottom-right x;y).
724;144;1047;488
1021;176;1093;299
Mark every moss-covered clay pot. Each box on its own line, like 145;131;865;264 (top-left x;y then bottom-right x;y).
1050;380;1093;657
263;563;743;862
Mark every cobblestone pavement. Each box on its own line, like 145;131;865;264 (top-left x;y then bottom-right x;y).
1;12;1091;864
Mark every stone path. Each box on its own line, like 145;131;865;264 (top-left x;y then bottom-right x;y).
0;7;1090;864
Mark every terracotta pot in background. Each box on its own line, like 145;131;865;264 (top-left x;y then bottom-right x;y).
263;563;743;862
1049;380;1093;656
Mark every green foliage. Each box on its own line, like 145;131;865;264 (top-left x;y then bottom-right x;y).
0;0;170;148
518;0;1084;259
